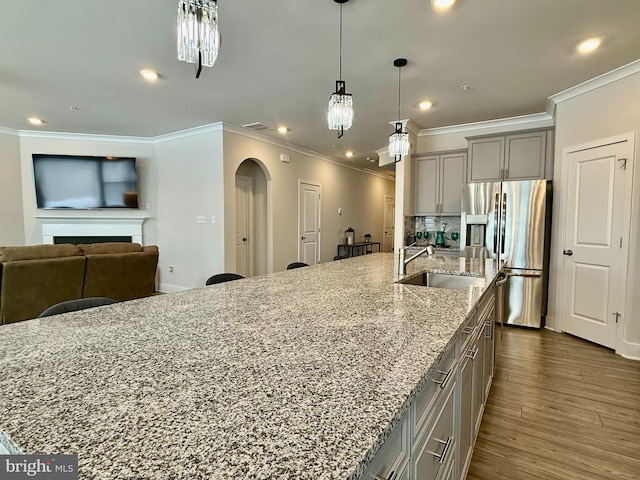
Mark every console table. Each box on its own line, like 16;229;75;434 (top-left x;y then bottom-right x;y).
337;242;381;257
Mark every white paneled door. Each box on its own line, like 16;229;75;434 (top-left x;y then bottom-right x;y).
562;137;633;349
298;181;321;265
383;195;395;253
235;175;252;277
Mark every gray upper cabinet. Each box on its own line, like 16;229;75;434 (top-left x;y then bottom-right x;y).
414;150;466;216
467;130;553;183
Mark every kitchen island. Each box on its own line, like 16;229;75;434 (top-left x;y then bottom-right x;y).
0;253;498;479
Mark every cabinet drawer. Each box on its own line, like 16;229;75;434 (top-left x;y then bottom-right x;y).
412;383;456;480
412;343;457;443
361;416;409;480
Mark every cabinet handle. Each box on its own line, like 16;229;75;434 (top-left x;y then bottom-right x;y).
427;437;453;464
462;326;475;335
374;470;395;480
466;347;479;360
432;367;453;389
485;321;492;339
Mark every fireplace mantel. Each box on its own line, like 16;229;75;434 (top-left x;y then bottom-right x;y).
35;216;148;244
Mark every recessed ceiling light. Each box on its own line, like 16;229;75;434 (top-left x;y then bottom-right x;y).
277;126;288;134
140;69;159;81
431;0;456;10
419;101;433;111
345;151;354;158
577;37;601;54
27;117;43;125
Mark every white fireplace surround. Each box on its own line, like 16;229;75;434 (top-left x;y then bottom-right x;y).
36;216;146;245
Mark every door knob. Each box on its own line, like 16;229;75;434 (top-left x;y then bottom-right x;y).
563;249;573;256
242;237;247;242
301;236;306;240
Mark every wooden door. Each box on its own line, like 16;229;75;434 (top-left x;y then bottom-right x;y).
383;195;395;253
298;181;321;265
235;175;252;277
562;138;633;349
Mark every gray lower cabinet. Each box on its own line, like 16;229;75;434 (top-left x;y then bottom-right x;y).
411;382;456;480
466;130;553;182
360;287;496;480
360;416;410;480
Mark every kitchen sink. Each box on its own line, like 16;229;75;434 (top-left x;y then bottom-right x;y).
397;271;479;290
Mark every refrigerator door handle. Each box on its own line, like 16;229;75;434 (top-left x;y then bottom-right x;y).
495;272;508;340
501;192;507;255
493;192;499;255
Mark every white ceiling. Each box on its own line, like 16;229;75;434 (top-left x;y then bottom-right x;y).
2;0;640;173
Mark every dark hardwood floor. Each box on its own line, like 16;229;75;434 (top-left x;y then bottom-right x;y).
467;326;640;480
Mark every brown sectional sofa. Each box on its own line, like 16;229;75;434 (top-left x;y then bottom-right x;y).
0;243;159;325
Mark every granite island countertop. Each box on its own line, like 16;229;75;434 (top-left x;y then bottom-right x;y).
0;253;498;479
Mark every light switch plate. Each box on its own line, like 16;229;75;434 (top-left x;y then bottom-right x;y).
196;215;206;224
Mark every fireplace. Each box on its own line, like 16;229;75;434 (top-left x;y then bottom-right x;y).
53;236;132;245
36;216;146;245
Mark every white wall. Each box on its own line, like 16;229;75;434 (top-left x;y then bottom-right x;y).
17;134;157;246
155;128;225;291
552;71;640;358
222;129;395;273
0;130;25;245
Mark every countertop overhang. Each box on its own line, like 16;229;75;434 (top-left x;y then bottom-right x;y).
0;253;498;479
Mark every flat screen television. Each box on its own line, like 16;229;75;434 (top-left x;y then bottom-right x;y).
32;154;139;209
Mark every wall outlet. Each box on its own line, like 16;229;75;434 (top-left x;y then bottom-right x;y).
211;215;216;224
169;266;174;273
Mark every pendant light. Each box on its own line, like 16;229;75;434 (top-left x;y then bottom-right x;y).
327;0;353;138
177;0;220;79
389;58;410;161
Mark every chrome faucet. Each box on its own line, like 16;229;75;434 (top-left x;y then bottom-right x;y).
398;242;431;275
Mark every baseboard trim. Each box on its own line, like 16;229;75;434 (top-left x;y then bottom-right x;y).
617;340;640;361
544;315;559;332
158;283;191;294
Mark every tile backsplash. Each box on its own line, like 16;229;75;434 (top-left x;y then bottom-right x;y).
404;215;461;248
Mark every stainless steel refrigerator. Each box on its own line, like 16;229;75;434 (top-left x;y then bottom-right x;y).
460;180;551;328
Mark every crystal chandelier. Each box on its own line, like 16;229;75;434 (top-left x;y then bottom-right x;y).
327;0;353;138
177;0;220;78
389;58;410;161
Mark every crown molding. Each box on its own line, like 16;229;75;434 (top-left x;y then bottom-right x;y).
0;126;19;136
547;58;640;115
7;121;392;180
222;123;395;180
417;112;553;137
387;119;420;136
153;122;224;143
17;129;154;143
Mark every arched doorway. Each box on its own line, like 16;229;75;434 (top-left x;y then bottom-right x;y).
235;159;269;277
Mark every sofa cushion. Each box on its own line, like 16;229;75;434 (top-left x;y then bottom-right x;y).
0;244;82;263
79;242;143;255
0;256;86;324
82;251;158;301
